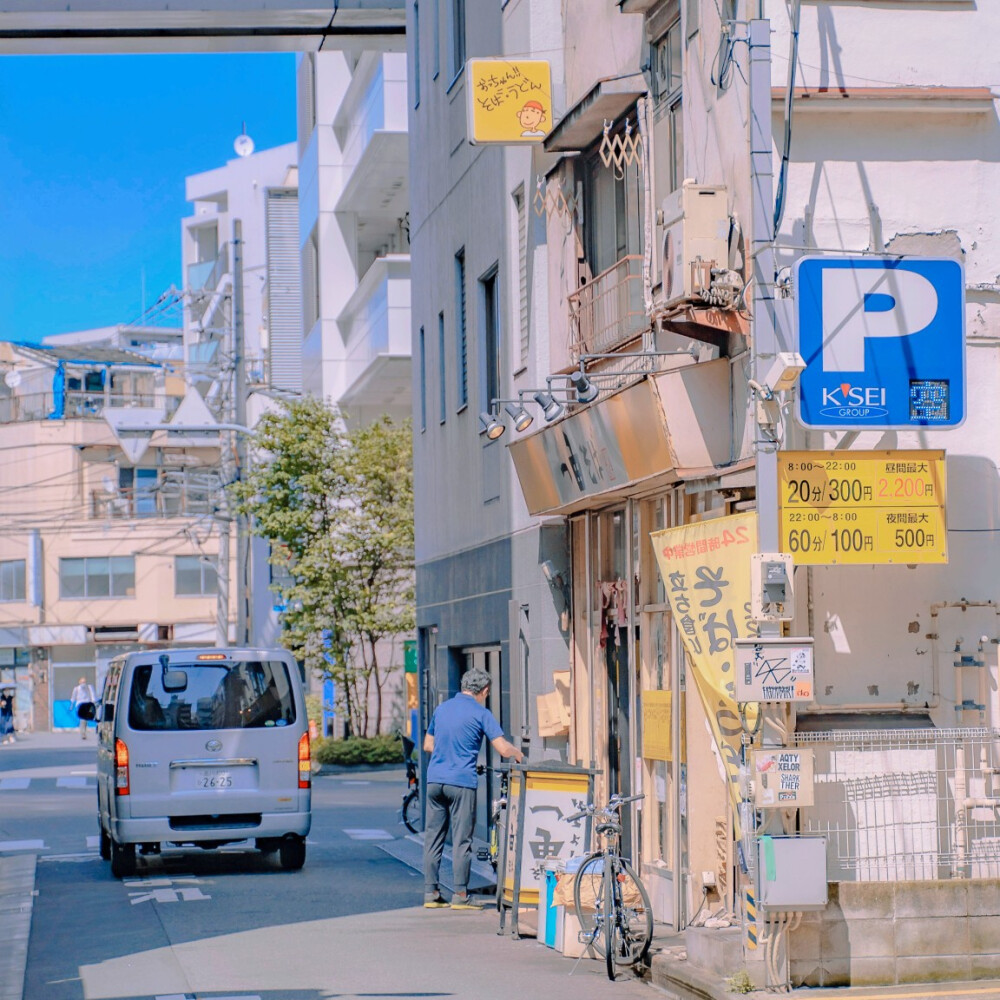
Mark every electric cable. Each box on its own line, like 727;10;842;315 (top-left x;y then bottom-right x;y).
773;0;801;235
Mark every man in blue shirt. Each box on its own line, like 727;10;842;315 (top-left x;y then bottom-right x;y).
422;667;523;909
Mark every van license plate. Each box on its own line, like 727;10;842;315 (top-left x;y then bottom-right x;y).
197;771;233;789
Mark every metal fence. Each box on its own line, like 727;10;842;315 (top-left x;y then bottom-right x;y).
791;727;1000;881
567;254;649;359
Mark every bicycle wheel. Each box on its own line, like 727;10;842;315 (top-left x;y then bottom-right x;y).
402;789;422;833
572;853;607;939
606;859;653;971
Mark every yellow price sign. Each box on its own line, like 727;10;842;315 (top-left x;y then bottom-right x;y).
466;59;552;144
778;450;947;565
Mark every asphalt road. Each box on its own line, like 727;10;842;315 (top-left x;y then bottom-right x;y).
0;739;651;1000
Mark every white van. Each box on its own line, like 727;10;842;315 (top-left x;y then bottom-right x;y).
78;647;312;878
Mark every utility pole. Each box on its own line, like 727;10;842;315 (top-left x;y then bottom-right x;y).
215;219;248;648
233;220;251;647
749;19;781;634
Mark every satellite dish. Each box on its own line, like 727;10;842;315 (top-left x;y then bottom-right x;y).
4;370;21;388
234;131;255;158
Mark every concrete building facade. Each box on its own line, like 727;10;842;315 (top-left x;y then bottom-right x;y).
409;0;1000;988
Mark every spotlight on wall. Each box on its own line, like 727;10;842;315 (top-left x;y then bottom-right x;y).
570;370;600;404
479;411;505;440
533;390;565;423
504;401;534;432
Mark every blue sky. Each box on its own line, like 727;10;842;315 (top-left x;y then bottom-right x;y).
0;54;297;344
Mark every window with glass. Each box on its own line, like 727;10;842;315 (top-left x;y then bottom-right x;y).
60;557;135;599
438;311;447;423
582;126;644;278
448;0;466;83
0;560;25;602
174;555;217;597
455;248;467;409
480;266;500;415
127;658;296;731
652;17;684;194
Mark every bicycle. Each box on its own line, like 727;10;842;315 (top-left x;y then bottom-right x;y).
486;766;509;872
567;792;653;981
400;733;422;834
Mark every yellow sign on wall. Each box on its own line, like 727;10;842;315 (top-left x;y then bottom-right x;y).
778;450;947;565
466;59;553;144
641;690;686;762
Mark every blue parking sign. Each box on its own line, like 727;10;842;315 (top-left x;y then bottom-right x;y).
796;257;965;429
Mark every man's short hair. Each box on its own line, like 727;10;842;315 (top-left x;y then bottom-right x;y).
461;668;491;695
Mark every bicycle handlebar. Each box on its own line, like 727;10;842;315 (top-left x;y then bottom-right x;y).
565;792;645;824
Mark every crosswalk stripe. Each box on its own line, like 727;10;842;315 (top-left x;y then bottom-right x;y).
343;828;393;841
0;778;30;790
0;840;46;851
56;777;91;788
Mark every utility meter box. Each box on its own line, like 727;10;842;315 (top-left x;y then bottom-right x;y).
751;552;795;622
757;836;828;911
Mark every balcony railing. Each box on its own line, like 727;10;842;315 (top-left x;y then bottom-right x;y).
0;391;158;424
187;243;229;295
91;474;220;520
567;254;650;359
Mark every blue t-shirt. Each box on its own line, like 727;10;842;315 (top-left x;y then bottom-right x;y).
426;693;503;789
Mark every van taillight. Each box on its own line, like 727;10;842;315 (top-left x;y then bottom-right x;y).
298;732;311;789
115;738;130;796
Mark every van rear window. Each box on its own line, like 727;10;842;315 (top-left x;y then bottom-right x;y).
128;660;296;731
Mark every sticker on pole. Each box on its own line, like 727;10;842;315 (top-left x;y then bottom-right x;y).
795;256;965;429
735;638;814;702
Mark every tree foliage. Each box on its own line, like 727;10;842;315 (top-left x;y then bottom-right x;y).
232;397;414;736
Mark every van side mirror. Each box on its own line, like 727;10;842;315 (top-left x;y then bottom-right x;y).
76;702;96;721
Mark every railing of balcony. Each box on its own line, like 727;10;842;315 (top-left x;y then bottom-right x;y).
0;392;158;423
567;254;650;359
91;474;220;520
187;243;229;295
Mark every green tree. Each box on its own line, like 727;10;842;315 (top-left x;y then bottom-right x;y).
232;397;414;736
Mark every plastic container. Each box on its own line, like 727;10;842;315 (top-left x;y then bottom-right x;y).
539;861;562;947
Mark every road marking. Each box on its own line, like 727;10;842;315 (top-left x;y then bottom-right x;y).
56;777;91;788
86;836;99;847
340;779;371;785
156;995;261;1000
343;828;394;840
71;769;97;776
38;852;99;863
130;887;211;904
0;777;30;790
0;840;46;851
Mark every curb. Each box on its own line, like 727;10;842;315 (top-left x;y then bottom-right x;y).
312;762;405;775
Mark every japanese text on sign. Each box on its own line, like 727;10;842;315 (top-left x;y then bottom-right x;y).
778;450;947;565
466;60;553;144
651;512;758;837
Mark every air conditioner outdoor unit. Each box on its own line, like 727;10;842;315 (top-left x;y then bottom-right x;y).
660;181;730;306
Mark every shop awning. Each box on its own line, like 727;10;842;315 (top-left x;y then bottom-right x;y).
508;357;736;516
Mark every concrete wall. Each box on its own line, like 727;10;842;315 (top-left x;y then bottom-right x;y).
789;880;1000;987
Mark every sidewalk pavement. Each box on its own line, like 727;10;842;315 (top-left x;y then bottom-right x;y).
0;728;99;751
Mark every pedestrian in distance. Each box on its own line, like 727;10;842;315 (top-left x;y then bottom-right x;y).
0;686;15;744
70;676;96;740
422;667;524;910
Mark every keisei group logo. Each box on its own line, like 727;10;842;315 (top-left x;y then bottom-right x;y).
795;256;965;430
817;383;888;420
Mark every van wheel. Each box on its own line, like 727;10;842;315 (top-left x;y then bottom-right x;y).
110;838;136;879
99;822;111;861
278;836;306;871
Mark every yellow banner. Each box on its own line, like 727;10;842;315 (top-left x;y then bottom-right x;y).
778;450;947;564
466;59;553;144
651;512;758;830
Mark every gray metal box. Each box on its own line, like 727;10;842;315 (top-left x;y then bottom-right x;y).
756;836;828;911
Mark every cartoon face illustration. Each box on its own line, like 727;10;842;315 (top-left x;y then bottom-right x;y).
516;100;547;136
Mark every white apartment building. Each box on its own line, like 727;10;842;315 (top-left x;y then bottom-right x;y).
410;0;1000;989
182;142;303;648
297;48;412;426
